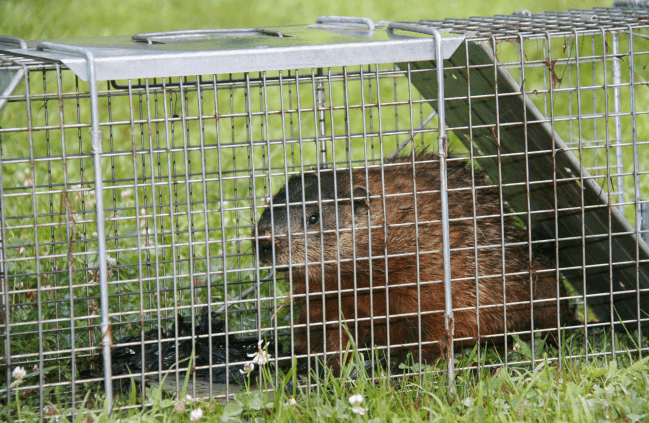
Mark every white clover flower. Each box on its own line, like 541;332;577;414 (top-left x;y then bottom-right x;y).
18;247;25;256
463;397;473;407
105;254;116;266
189;408;203;421
140;208;146;215
10;366;26;388
222;200;229;207
121;189;133;199
239;362;255;374
92;231;98;238
348;394;363;405
248;339;272;365
287;397;297;406
12;366;26;380
185;394;193;402
351;407;366;415
24;168;30;175
512;343;521;352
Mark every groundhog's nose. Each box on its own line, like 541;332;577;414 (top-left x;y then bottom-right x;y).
256;238;273;263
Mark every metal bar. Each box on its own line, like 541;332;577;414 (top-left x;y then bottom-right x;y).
326;65;342;384
405;62;425;375
0;68;24;113
599;26;617;357
36;41;113;410
316;16;375;31
490;34;509;371
212;73;233;400
0;70;12;406
132;28;286;44
628;25;642;351
612;32;625;215
358;65;376;380
387;21;455;384
0;36;27;49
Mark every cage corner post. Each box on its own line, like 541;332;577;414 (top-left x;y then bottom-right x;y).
35;42;114;411
387;21;456;387
432;26;455;389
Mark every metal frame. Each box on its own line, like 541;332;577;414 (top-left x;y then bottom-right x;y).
0;5;648;416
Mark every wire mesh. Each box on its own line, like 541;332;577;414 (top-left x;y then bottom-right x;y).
0;5;648;415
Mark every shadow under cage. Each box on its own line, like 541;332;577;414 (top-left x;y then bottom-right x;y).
0;5;648;414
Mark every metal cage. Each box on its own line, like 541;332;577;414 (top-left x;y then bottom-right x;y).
0;4;648;415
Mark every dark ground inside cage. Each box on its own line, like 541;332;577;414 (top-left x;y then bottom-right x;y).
79;306;283;392
77;306;592;398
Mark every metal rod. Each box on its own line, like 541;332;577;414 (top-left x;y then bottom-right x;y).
386;21;455;385
36;41;113;411
316;16;375;31
316;68;328;163
612;32;625;215
433;26;455;388
0;68;24;113
0;35;28;49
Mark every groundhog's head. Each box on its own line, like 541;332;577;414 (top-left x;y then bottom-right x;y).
254;169;369;275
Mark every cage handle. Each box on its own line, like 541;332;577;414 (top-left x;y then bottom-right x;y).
387;22;447;38
132;28;285;44
0;36;27;50
316;16;375;31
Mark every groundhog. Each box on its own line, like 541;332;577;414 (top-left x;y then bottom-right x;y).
254;153;569;372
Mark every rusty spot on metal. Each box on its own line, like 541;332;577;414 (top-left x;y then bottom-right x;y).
443;314;455;361
543;59;562;89
103;323;113;343
64;191;76;271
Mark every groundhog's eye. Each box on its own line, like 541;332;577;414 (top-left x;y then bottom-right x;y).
308;214;319;225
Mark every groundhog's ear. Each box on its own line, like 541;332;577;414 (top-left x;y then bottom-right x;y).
351;185;370;215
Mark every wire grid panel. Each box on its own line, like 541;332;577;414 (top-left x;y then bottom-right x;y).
0;7;648;412
0;54;444;407
416;7;649;360
423;9;647;324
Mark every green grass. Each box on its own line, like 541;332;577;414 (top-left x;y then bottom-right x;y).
0;0;612;41
2;0;649;421
3;331;649;422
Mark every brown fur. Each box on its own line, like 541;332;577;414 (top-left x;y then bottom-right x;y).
254;154;569;370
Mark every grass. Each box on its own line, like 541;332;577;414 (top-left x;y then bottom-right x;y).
2;0;649;421
3;330;649;422
0;0;612;40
